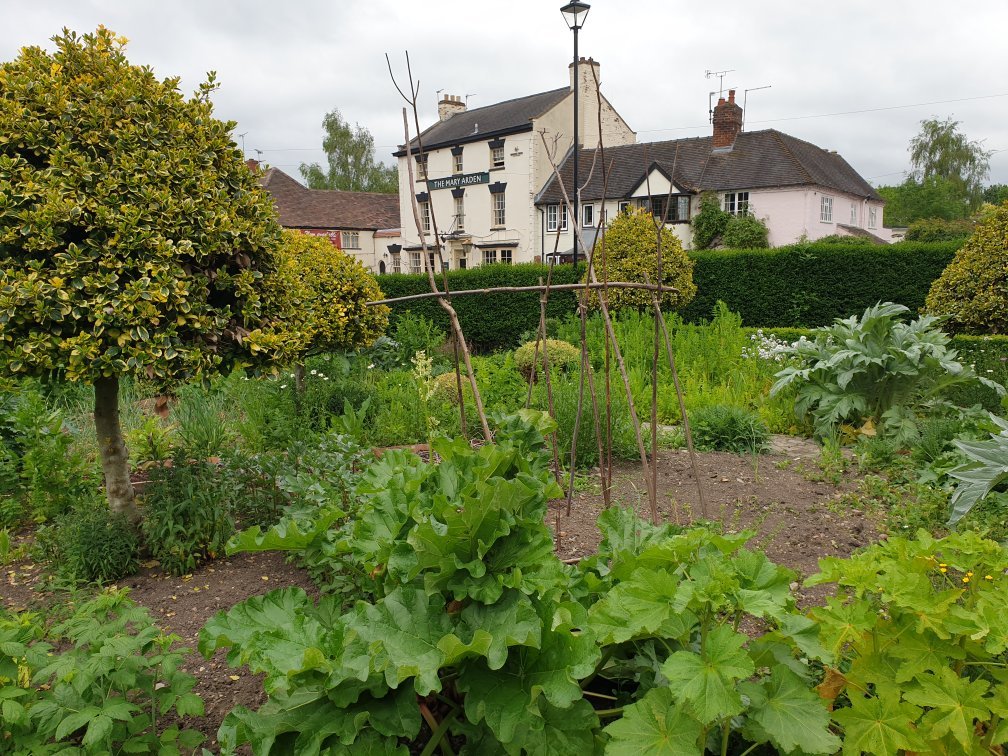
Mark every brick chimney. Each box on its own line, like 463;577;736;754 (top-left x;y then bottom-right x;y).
438;94;466;121
568;56;600;91
712;89;743;149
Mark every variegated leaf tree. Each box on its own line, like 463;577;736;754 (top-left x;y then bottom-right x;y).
0;28;291;522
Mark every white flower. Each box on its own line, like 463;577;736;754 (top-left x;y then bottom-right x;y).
310;369;318;376
280;384;287;389
368;363;375;369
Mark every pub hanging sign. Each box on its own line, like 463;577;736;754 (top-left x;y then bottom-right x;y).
427;171;490;191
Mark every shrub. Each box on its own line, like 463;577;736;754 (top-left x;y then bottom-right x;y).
393;311;447;363
771;302;1005;441
588;207;697;313
690;404;769;454
431;371;473;405
262;229;389;358
925;201;1008;334
722;213;769;248
140;461;234;575
0;590;204;752
691;192;731;249
38;504;139;584
904;216;974;242
513;338;582;379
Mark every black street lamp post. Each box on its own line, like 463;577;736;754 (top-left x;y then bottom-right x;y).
560;1;589;267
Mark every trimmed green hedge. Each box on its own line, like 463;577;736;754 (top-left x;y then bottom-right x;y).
680;241;959;327
375;242;961;351
376;264;584;352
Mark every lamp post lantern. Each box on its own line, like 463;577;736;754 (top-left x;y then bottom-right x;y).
561;1;589;267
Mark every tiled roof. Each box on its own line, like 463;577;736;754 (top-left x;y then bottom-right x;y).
536;129;882;203
259;168;400;231
394;88;570;156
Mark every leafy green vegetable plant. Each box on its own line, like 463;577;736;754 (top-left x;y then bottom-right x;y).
771;302;1004;441
579;511;839;756
808;530;1008;754
0;589;204;752
689;404;769;455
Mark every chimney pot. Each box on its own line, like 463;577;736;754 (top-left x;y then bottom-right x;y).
438;93;466;122
728;89;736;104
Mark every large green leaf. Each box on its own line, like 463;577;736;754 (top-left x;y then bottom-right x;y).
739;666;840;754
903;668;991;748
198;588;341;694
226;506;345;555
438;590;542;670
832;692;926;756
512;698;600;756
603;687;703;755
660;625;754;724
217;684;417;755
346;586;453;695
457;628;599;745
587;568;695;645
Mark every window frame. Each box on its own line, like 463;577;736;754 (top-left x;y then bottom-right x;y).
482;248;497;265
391;253;401;274
500;248;512;265
415;154;428;180
409;251;421;273
454;195;465;232
582;203;595;228
820;195;834;223
850;203;858;226
868;206;878;229
453;152;463;174
491;145;505;169
420;200;431;233
723;191;749;217
547;204;558;232
492;192;505;227
340;230;360;249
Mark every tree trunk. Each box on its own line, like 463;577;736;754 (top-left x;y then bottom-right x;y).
94;376;140;524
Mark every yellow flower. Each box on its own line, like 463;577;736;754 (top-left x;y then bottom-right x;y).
962;576;970;583
967;571;974;577
939;567;947;573
939;563;947;568
985;575;994;581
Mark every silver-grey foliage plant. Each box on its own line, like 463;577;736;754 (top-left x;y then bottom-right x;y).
770;302;1004;442
948;414;1008;525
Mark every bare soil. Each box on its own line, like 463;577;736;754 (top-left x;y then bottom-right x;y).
0;436;878;750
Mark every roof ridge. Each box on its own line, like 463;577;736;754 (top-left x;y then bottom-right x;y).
462;86;568;115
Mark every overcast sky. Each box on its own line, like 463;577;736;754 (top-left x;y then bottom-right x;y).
4;0;1007;187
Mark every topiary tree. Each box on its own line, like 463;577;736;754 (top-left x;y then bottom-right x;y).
513;338;581;380
722;214;770;248
262;230;389;364
691;193;730;249
589;207;696;313
925;201;1008;334
0;28;290;522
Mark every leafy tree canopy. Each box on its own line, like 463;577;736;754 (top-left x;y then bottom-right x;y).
588;207;696;313
262;230;389;357
876;175;969;226
0;27;288;518
982;183;1008;205
909;117;991;208
299;108;398;193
